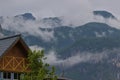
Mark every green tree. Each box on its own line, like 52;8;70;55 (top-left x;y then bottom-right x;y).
21;50;57;80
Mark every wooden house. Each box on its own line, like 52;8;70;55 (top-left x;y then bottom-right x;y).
0;34;30;80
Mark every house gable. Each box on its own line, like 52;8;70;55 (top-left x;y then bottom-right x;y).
0;35;30;72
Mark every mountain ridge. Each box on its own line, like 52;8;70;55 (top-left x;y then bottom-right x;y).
0;10;120;80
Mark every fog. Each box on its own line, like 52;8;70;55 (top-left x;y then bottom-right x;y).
43;48;120;68
44;50;107;68
1;12;120;42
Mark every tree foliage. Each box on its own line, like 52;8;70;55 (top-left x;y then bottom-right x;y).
21;50;57;80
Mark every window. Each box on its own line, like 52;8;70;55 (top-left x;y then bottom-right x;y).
3;72;11;79
14;73;18;79
3;72;21;80
14;73;21;80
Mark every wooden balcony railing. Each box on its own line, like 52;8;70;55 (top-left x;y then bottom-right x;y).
0;56;29;72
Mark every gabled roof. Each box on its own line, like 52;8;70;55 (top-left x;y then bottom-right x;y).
0;34;29;56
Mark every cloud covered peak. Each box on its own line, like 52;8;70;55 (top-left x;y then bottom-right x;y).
15;13;36;20
93;10;117;19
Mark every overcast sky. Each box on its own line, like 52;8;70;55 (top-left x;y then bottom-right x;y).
0;0;120;18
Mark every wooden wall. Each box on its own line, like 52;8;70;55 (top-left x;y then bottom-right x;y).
0;40;29;73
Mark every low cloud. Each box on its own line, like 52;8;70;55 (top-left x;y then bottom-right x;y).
1;11;120;42
28;45;120;68
0;33;4;38
44;49;120;68
44;50;108;68
1;17;55;42
1;0;120;30
30;45;44;51
92;15;120;29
